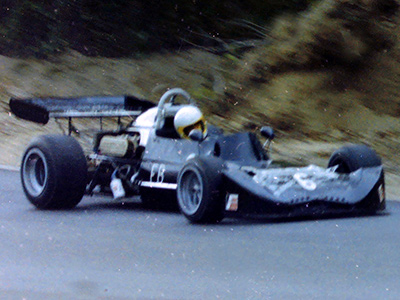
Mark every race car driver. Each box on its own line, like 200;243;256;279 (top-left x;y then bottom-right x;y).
174;105;208;139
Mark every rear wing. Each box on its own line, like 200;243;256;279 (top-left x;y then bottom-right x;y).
9;95;155;125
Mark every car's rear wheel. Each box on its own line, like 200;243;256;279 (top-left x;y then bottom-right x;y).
328;144;385;211
177;157;225;223
21;134;88;209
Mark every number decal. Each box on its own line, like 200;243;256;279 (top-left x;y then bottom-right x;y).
150;163;166;183
293;173;317;191
150;164;157;182
157;164;165;183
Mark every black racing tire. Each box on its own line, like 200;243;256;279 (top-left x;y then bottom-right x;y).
328;144;385;211
327;144;382;172
177;157;225;223
21;134;88;209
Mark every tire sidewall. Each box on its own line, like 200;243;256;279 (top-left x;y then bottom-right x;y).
177;163;206;219
21;139;58;208
177;157;224;223
21;135;87;209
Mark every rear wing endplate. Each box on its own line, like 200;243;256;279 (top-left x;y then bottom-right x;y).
9;95;155;125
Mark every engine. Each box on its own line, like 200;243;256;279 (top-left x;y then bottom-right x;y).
98;133;140;158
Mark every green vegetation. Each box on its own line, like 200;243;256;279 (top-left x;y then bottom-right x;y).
0;0;311;58
223;0;400;137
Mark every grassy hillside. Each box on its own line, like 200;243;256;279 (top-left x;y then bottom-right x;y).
221;0;400;166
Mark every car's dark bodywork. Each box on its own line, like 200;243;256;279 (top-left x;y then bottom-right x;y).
9;88;385;222
140;129;384;217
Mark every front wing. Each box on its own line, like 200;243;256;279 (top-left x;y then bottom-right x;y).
222;165;385;216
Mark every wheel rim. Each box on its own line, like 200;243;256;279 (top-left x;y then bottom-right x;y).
22;148;48;197
178;169;203;215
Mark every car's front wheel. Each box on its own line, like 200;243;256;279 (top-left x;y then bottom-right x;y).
21;134;88;209
177;157;225;223
328;144;385;211
328;144;382;173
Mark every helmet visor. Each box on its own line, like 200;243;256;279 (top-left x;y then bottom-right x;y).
183;118;206;138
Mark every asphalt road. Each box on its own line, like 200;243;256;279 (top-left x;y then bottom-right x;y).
1;169;400;300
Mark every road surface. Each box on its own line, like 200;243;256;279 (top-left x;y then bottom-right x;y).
1;169;400;299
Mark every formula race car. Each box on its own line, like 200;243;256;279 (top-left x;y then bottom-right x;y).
9;88;385;223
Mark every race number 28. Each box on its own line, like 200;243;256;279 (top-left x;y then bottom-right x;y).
150;163;166;183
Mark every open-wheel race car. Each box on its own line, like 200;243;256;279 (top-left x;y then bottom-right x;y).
9;88;385;223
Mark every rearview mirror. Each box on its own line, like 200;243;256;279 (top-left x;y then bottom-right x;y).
260;126;275;140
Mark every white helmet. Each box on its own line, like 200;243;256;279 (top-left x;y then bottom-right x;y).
174;106;207;139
